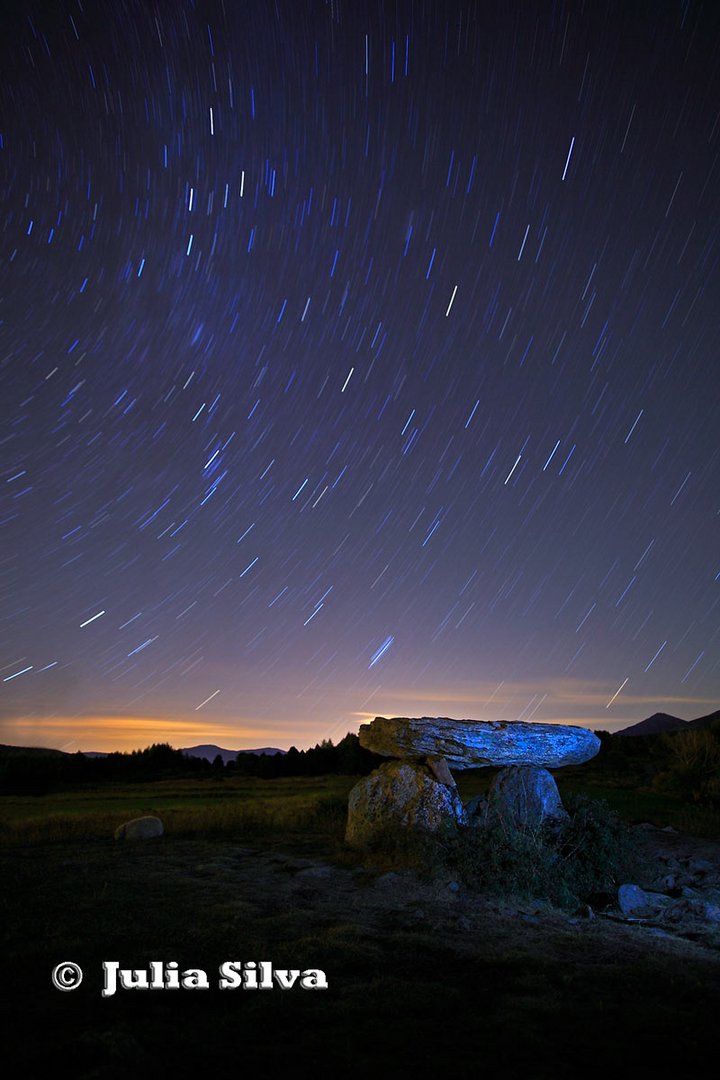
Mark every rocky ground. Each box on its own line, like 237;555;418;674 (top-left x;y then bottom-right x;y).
611;823;720;942
3;822;720;1077
183;821;720;953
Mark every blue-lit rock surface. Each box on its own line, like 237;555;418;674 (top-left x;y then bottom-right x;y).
489;766;568;826
345;761;466;848
359;716;601;769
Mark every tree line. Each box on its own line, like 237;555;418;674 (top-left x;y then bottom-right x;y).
0;733;383;793
3;722;720;803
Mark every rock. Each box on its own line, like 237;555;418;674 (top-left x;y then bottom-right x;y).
426;755;456;787
618;883;650;915
345;761;466;848
617;883;673;917
465;794;489;825
687;858;716;876
649;873;678;892
702;903;720;923
488;766;568;828
359;716;600;769
664;898;720;924
114;815;164;841
294;865;335;879
374;872;404;887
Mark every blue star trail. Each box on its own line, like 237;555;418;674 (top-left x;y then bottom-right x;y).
0;0;718;750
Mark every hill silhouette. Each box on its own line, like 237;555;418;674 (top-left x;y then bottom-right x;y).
0;743;67;758
686;709;720;729
615;708;720;736
181;744;285;763
615;712;686;737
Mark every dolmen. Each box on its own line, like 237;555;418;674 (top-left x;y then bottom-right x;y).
345;716;600;848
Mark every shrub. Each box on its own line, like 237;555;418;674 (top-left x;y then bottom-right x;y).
652;729;720;804
553;793;637;902
361;793;637;908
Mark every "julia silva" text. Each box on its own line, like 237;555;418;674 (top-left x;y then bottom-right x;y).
101;961;328;996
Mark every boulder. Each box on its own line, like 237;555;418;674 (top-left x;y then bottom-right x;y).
488;766;568;828
114;815;164;841
617;883;673;917
359;716;600;769
618;883;652;916
345;761;466;848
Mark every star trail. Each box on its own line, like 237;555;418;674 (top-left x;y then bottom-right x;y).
1;0;718;752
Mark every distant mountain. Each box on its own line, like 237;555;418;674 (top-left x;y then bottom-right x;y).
615;712;687;737
0;743;69;757
1;743;287;761
686;709;720;730
180;744;286;764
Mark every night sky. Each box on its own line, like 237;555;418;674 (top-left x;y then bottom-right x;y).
1;0;719;753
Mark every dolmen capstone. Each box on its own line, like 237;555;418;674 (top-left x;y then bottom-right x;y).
345;717;601;847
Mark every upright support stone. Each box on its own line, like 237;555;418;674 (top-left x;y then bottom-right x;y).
425;755;456;787
488;766;568;828
345;760;466;848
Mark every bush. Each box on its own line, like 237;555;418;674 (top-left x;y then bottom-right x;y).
553;793;637;903
362;794;637;908
652;729;720;804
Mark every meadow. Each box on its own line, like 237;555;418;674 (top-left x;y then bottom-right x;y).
2;767;720;846
3;761;720;1076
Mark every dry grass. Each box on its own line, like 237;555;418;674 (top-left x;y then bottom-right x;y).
0;789;350;846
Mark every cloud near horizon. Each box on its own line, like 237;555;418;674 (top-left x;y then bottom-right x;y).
0;715;285;754
1;674;716;752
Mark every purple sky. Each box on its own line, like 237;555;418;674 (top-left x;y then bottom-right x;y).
1;1;718;751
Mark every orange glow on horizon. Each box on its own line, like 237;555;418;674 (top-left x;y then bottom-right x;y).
0;715;295;754
1;678;715;753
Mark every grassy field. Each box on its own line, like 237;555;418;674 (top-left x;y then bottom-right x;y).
0;774;356;845
2;772;720;1076
3;767;720;845
459;768;720;839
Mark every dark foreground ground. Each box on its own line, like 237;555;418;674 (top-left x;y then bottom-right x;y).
3;825;720;1079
